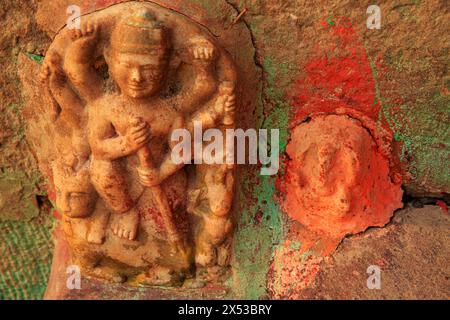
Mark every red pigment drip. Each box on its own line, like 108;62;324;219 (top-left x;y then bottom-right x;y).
53;210;61;219
436;200;448;215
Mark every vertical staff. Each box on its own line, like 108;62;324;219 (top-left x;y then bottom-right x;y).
135;122;188;259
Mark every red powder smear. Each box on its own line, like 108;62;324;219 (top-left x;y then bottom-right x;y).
53;210;62;220
47;189;56;202
277;18;403;242
295;226;342;256
436;200;448;215
270;18;404;297
290;18;381;124
143;205;165;230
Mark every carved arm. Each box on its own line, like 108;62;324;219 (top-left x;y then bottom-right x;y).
64;21;103;103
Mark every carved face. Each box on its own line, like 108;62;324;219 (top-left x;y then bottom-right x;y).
284;116;366;222
282;115;401;238
109;52;168;99
55;188;97;218
52;164;97;218
297;141;359;216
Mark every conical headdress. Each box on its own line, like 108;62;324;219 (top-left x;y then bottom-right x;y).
110;8;171;58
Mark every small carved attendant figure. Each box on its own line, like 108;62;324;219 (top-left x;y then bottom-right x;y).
52;161;110;245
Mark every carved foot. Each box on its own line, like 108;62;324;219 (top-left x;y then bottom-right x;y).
195;251;215;267
111;207;140;240
195;243;216;267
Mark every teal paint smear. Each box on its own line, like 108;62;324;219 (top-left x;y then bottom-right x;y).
233;56;292;299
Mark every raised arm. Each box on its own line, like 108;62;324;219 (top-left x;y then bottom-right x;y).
169;37;219;113
187;82;237;132
64;20;103;103
41;50;85;130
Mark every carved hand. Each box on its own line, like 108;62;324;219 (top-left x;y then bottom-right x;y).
67;20;100;64
214;92;236;124
40;50;66;86
189;37;216;64
124;118;151;155
63;19;103;103
69;19;100;43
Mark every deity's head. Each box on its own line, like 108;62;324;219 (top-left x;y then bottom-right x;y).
287;116;362;219
52;162;98;218
282;115;403;239
106;9;171;99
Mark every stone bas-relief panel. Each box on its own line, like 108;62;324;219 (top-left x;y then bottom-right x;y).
29;1;239;288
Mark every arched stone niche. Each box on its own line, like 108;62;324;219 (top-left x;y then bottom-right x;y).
19;0;260;299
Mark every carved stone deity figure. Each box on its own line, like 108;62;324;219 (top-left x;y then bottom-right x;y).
37;2;237;287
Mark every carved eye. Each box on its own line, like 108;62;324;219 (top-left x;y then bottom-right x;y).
142;65;156;72
121;61;132;68
70;192;87;199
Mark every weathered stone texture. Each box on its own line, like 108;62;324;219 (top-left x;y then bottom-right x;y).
0;0;448;299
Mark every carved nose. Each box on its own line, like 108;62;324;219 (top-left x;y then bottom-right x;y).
57;192;71;213
131;68;143;83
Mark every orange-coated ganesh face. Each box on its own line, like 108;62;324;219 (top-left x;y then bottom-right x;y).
282;115;403;239
297;142;361;216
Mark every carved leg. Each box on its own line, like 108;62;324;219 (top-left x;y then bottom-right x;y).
90;159;140;240
86;209;111;244
193;165;234;267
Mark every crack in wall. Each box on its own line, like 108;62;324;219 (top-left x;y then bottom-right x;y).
224;0;273;129
224;0;263;71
